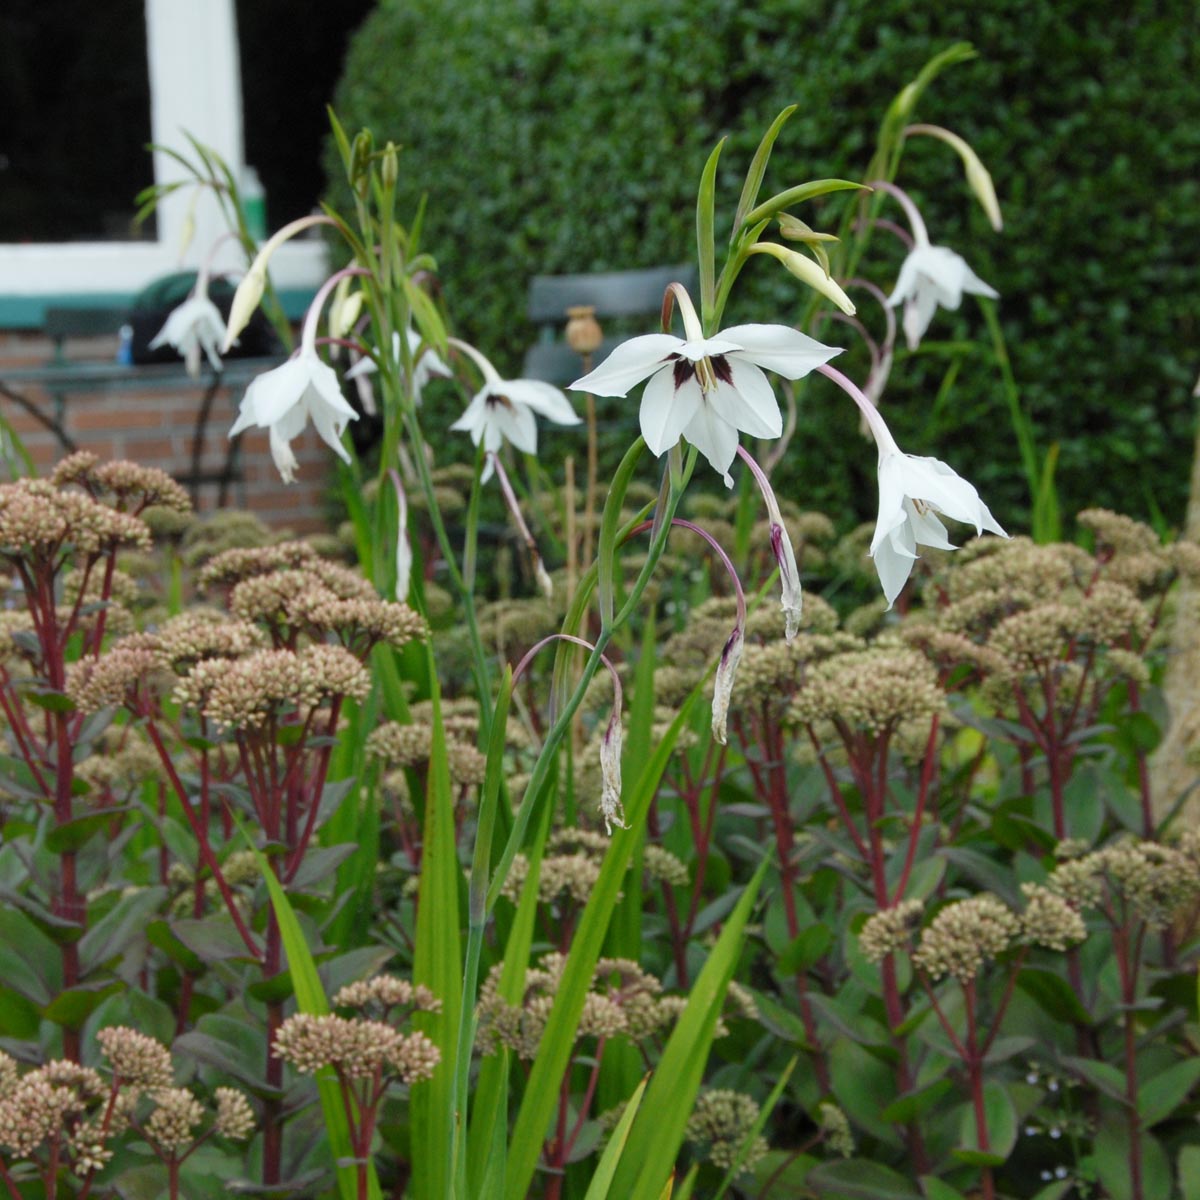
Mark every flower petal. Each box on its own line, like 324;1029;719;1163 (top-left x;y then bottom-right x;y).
640;366;700;456
721;324;843;380
681;402;740;487
872;526;918;609
676;336;742;362
488;398;538;455
710;359;781;439
570;334;683;396
503;380;581;425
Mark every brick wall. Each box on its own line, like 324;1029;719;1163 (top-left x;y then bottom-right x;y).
0;331;336;533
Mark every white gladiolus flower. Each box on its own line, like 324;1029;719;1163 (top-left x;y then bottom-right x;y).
229;348;358;484
571;296;840;486
149;294;226;379
346;328;451;399
887;242;999;350
448;339;580;480
871;447;1007;608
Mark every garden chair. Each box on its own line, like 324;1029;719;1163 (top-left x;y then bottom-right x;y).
521;263;699;385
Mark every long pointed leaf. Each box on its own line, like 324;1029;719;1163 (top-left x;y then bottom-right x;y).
410;661;463;1200
233;816;378;1200
610;858;770;1199
504;693;702;1200
732;106;796;238
583;1076;649;1200
696;139;725;325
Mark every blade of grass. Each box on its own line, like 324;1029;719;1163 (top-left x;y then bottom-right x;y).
451;666;513;1195
466;789;553;1196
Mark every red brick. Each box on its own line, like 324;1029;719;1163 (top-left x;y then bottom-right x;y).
71;408;167;432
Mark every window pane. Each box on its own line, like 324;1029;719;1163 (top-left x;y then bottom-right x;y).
0;0;155;243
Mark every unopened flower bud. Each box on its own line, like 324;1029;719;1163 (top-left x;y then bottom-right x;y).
223;262;264;353
381;141;400;189
565;305;603;356
748;243;855;315
906;124;1003;232
350;130;374;193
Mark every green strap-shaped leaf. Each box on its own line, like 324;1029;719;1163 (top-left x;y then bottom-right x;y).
504;693;702;1200
731;106;796;239
696;138;725;326
583;1076;649;1200
234;815;378;1200
608;858;769;1199
410;659;463;1200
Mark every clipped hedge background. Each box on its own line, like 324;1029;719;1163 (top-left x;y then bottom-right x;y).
328;0;1200;531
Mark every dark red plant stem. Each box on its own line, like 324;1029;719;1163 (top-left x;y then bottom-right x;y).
562;1037;608;1161
979;950;1028;1058
285;698;343;881
804;725;869;860
963;981;995;1200
893;715;940;903
544;1061;575;1200
0;1157;24;1200
1114;921;1144;1200
143;720;261;959
0;670;49;796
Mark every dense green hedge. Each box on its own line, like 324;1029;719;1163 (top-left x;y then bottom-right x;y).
329;0;1200;530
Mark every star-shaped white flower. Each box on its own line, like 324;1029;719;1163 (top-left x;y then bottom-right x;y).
571;322;840;487
448;339;580;478
871;449;1007;608
149;294;226;379
887;242;998;350
229;347;358;484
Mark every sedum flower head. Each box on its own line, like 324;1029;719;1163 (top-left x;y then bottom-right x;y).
788;647;943;734
685;1089;768;1174
858;899;925;962
143;1087;205;1153
912;895;1020;982
97;1026;175;1089
213;1087;256;1141
1019;884;1087;951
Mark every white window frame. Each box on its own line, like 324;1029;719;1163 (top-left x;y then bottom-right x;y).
0;0;326;307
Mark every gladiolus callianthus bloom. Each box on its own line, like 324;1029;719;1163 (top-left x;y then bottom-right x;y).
448;339;580;478
887;242;998;350
149;294;225;379
346;328;451;398
228;348;358;484
571;292;840;486
818;364;1006;608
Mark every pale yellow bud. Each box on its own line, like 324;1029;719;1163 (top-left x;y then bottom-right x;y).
222;262;264;353
906;124;1003;232
748;243;855;315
